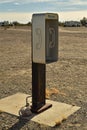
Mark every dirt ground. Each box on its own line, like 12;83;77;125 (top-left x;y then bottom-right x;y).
0;26;87;130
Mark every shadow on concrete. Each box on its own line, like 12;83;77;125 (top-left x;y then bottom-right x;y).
9;113;36;130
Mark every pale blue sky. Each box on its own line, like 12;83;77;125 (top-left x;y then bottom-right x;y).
0;0;87;23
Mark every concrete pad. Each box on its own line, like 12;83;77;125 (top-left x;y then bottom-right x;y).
0;93;32;116
0;93;80;127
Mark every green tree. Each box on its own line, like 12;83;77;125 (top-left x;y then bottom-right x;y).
80;17;87;26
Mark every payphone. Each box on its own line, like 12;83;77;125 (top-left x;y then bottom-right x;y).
31;13;58;113
32;13;58;64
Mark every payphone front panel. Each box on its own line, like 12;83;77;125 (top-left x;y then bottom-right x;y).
32;14;45;63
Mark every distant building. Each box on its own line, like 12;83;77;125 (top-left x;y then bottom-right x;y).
64;21;82;27
0;22;4;26
0;21;9;26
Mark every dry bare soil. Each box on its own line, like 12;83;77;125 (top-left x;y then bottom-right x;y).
0;26;87;130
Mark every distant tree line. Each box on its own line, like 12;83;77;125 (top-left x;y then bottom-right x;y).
0;21;31;27
12;21;31;26
0;17;87;27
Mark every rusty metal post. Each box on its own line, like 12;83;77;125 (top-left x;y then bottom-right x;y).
31;62;52;113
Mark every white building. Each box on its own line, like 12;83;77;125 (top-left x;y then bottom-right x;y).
64;21;82;27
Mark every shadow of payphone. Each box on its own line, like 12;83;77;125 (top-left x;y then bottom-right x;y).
32;13;58;64
31;13;58;113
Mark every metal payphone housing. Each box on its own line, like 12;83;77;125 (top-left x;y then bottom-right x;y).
32;13;58;64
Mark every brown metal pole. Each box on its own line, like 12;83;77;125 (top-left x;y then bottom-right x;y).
31;62;46;111
31;62;52;113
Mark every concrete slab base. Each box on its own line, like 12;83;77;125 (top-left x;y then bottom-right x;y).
0;93;80;127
